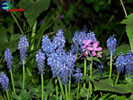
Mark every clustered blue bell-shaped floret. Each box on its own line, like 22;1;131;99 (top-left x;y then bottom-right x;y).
0;72;9;91
82;25;88;32
18;35;29;65
115;52;126;74
47;48;76;85
47;53;62;77
86;31;97;42
42;35;55;56
4;48;13;70
106;35;117;56
58;64;70;85
52;29;66;49
73;68;83;82
71;31;80;54
125;50;133;75
36;49;46;75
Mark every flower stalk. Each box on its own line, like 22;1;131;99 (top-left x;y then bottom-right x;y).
41;74;44;100
109;51;113;79
83;58;87;88
9;69;16;94
5;89;10;100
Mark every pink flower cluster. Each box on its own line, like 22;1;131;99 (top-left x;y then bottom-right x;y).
82;40;102;58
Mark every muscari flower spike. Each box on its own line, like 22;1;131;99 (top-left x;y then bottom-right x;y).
47;48;76;85
0;72;9;91
52;29;66;49
4;48;13;70
115;52;126;74
42;35;55;56
86;31;97;42
36;49;45;75
73;68;83;82
106;35;117;56
18;35;29;65
125;50;133;75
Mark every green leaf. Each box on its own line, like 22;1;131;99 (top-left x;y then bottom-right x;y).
93;79;133;94
19;89;31;100
18;0;51;27
121;13;133;53
0;26;8;42
80;87;88;97
116;44;130;56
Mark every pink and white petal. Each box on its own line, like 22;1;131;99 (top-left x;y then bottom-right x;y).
82;40;87;44
92;51;97;56
87;47;93;51
96;47;102;51
93;42;99;48
82;45;86;49
86;40;93;45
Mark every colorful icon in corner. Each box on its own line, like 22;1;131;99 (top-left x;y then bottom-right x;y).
1;0;12;12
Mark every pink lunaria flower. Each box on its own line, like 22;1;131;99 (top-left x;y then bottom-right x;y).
82;40;92;49
81;39;102;58
91;41;102;57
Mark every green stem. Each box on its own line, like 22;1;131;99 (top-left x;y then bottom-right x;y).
58;78;65;99
11;13;24;35
109;51;113;79
108;0;111;4
65;85;68;100
5;89;10;100
76;82;80;100
83;58;87;88
115;73;120;86
41;74;44;100
87;56;93;100
60;94;62;100
3;93;7;100
22;64;25;89
68;80;71;99
9;69;16;94
55;80;58;100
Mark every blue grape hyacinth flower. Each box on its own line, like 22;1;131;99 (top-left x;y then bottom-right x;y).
36;49;46;75
52;29;66;49
47;53;62;78
47;49;76;85
73;68;83;82
125;50;133;75
4;48;13;70
42;35;55;56
86;31;97;42
18;35;29;65
0;72;9;91
115;52;126;74
106;35;117;56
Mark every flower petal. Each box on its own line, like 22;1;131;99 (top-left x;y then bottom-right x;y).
92;51;97;56
96;47;102;51
82;40;87;44
93;42;99;48
87;47;93;51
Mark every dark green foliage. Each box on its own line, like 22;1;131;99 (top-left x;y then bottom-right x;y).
0;0;133;99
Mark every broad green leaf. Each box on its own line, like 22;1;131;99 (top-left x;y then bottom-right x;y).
19;89;31;100
18;0;51;27
0;26;8;42
116;44;130;56
121;13;133;53
93;79;133;94
80;87;88;97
